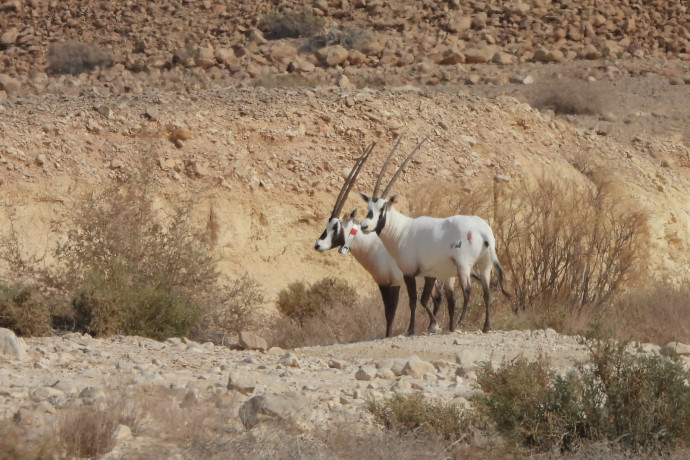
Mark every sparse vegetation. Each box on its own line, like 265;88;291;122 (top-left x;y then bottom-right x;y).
299;25;375;54
251;73;315;89
410;174;648;335
258;7;325;40
0;283;51;336
270;278;390;348
528;79;615;116
49;173;263;341
475;340;690;455
367;392;472;442
47;41;113;75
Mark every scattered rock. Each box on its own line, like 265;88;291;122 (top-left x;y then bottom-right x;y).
0;328;26;359
239;331;268;352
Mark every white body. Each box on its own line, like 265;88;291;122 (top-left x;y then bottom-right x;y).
360;195;509;333
315;212;455;336
376;211;495;280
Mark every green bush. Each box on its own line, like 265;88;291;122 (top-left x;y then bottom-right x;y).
276;277;357;323
72;264;200;340
475;340;690;454
54;174;259;341
47;41;113;75
258;8;325;40
367;393;471;442
0;283;51;336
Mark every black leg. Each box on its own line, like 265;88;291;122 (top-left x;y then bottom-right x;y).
482;278;491;333
403;275;418;335
431;280;443;316
379;285;400;338
420;277;439;332
445;283;457;332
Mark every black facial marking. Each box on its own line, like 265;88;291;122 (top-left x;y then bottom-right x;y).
366;209;374;220
374;206;387;235
333;223;346;247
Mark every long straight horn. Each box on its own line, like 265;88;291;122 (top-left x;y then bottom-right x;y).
381;136;428;198
331;142;376;218
372;136;403;199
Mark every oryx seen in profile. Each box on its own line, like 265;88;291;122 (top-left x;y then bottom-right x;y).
359;137;511;334
314;143;455;337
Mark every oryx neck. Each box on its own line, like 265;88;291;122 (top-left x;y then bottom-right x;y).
378;207;410;240
338;222;360;255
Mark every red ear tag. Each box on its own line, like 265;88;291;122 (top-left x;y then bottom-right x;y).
342;213;348;219
394;200;399;204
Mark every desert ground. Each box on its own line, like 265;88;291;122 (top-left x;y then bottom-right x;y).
1;0;690;457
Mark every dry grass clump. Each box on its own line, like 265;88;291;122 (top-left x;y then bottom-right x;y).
258;7;325;40
47;41;113;75
600;282;690;345
368;392;473;442
528;79;615;117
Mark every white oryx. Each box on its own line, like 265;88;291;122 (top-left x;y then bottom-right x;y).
359;137;510;334
314;143;455;337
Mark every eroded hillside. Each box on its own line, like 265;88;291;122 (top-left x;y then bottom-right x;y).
1;86;688;303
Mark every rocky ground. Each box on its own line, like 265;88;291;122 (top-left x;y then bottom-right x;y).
2;326;689;457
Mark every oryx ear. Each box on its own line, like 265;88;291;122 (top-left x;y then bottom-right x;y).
359;192;370;202
387;195;398;208
349;209;358;219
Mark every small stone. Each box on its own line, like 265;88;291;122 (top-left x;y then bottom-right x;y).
355;365;377;381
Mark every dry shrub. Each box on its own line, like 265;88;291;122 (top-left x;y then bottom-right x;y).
258;7;325;40
300;25;375;54
54;173;262;341
194;273;265;345
528;79;615;116
496;176;647;313
409;175;647;333
47;41;113;75
58;405;121;458
368;392;472;442
476;341;690;454
269;280;395;348
0;283;51;336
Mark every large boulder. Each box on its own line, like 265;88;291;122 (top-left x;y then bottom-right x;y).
0;328;27;360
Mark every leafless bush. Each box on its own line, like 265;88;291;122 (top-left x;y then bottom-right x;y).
409;175;647;324
47;41;113;75
496;176;647;313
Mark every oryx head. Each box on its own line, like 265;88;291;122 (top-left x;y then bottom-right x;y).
314;143;375;252
360;136;427;234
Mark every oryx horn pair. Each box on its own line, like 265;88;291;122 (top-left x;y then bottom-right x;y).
371;136;428;200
